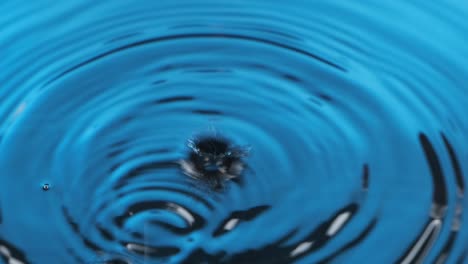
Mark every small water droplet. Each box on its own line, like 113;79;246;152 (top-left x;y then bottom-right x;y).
42;183;50;191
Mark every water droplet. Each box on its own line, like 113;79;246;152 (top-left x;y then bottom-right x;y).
42;184;50;191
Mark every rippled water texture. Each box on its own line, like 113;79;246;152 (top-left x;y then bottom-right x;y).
1;1;468;263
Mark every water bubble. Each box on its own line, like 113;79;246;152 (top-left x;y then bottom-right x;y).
42;184;50;191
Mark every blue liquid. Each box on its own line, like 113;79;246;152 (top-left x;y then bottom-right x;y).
0;1;467;263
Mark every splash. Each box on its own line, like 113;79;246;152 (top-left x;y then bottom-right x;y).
180;136;249;189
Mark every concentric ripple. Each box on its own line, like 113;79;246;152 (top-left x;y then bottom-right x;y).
1;1;468;264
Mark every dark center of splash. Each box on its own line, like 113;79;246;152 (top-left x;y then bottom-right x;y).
179;136;249;189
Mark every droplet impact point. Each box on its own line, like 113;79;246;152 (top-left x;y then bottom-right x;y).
180;136;249;189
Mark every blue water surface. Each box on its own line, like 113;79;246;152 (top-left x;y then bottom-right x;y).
1;1;468;263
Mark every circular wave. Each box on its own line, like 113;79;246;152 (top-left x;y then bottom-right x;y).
0;1;467;264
